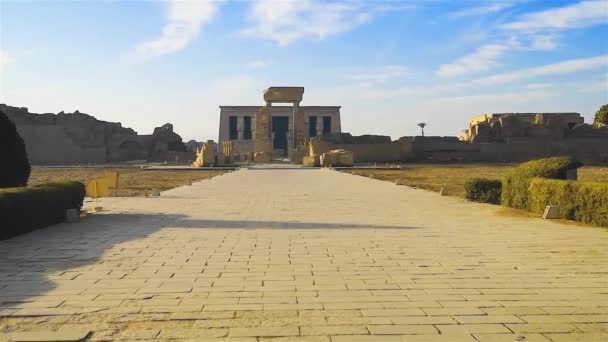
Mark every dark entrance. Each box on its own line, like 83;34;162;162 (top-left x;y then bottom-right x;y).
272;116;289;157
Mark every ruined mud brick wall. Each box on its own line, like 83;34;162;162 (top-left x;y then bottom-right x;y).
309;134;406;163
1;104;190;165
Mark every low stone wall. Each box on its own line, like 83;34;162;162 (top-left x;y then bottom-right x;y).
409;136;608;165
310;140;405;163
310;134;608;165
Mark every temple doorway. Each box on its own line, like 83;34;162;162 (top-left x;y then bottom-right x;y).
272;116;289;157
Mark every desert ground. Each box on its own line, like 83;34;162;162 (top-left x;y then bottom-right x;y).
343;164;608;198
29;167;228;197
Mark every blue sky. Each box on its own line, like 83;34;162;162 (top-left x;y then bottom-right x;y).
1;0;607;141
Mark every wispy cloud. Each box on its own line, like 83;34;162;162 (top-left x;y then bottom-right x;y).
437;31;563;78
448;3;514;19
351;65;408;85
528;35;558;50
475;54;608;86
241;0;411;46
501;0;608;31
437;43;511;77
135;0;221;58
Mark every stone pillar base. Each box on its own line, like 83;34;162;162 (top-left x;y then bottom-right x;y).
289;149;305;164
254;151;272;163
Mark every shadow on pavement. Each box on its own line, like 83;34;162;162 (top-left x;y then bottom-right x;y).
0;212;419;319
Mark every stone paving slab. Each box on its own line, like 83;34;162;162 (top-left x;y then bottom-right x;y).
0;168;607;341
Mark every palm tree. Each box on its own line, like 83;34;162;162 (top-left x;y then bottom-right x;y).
417;122;427;137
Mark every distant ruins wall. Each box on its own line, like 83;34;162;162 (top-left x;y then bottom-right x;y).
1;104;194;165
309;134;405;163
309;113;608;165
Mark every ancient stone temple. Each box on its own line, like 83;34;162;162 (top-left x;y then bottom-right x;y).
218;87;341;162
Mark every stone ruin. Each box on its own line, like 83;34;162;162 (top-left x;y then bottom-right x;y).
253;87;307;163
304;113;608;165
192;140;225;167
460;112;586;143
0;104;194;165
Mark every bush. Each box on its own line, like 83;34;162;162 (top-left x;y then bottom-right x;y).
464;178;502;204
502;156;583;210
529;178;608;227
0;181;86;240
0;110;31;188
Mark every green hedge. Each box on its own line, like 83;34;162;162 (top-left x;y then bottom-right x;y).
0;181;86;240
529;178;608;227
464;178;502;204
502;156;583;210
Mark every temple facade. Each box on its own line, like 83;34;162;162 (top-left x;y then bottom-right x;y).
218;105;341;158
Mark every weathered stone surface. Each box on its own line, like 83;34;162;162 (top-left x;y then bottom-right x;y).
302;155;320;167
4;327;91;341
253;107;273;157
192;140;217;167
263;87;304;103
254;151;272;163
320;149;354;167
461;112;584;143
0;104;193;165
2;169;608;339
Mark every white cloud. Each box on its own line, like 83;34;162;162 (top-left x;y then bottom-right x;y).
351;65;408;84
501;0;608;31
528;35;558;50
241;0;410;46
135;0;220;58
525;83;553;89
437;44;510;77
247;60;269;69
448;3;513;19
475;54;608;86
0;50;13;72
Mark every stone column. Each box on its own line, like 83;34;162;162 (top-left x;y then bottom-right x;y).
253;102;273;163
289;101;307;163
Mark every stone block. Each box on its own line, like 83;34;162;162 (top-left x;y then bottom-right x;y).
192;140;217;167
320;149;354;167
289;149;306;164
303;155;320;167
263;87;304;103
542;205;560;219
216;152;226;166
254;152;272;163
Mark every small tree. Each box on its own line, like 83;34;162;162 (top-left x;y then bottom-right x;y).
0;110;31;188
594;104;608;127
417;122;427;136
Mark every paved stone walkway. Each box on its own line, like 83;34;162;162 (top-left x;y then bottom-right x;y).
1;168;608;342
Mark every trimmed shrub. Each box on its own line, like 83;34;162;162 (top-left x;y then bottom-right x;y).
502;156;583;210
529;178;608;227
0;110;31;188
0;181;86;240
464;178;502;204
